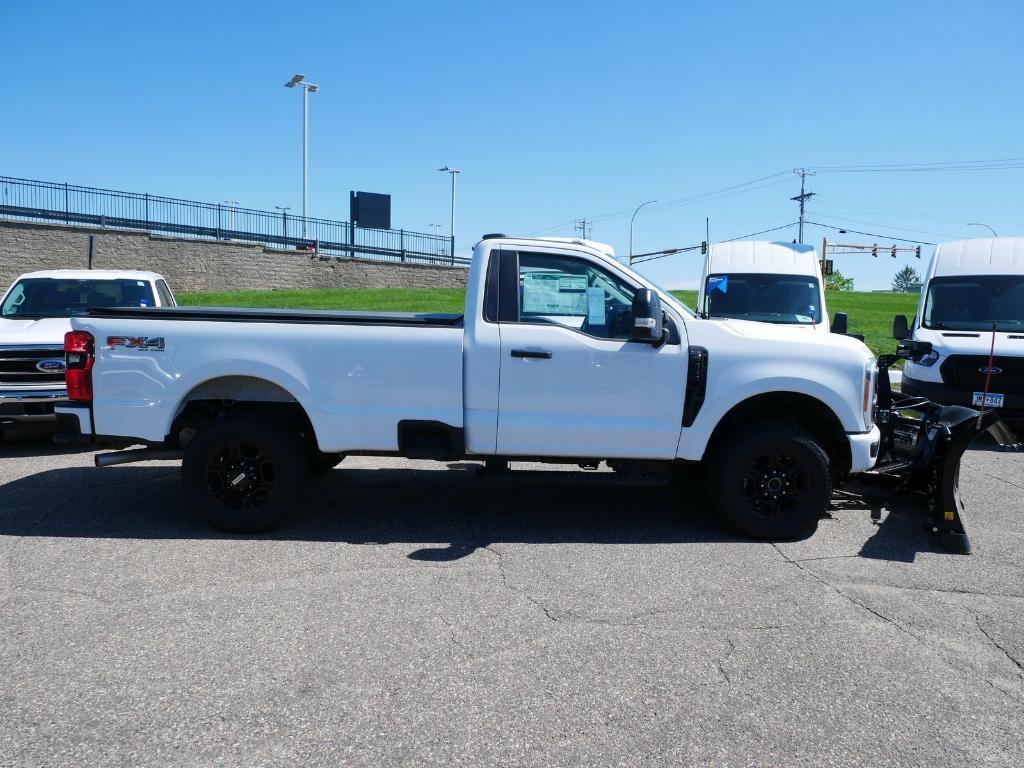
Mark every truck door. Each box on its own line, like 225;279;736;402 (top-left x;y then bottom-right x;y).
495;248;688;459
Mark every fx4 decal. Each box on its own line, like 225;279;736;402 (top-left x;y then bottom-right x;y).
107;336;166;351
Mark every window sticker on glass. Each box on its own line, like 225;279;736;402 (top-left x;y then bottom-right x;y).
523;272;586;314
559;275;587;292
708;275;729;294
586;286;606;325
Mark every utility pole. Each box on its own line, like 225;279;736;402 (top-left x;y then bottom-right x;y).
791;168;815;244
574;219;592;240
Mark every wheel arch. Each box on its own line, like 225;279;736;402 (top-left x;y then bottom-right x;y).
168;375;320;450
705;391;852;476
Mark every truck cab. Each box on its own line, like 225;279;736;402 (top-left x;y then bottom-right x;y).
697;241;836;332
0;269;175;438
896;237;1024;433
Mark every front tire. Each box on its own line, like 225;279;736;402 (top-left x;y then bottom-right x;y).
182;416;309;533
709;422;831;540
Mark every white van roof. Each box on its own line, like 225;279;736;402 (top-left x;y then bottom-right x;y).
708;240;817;275
932;237;1024;276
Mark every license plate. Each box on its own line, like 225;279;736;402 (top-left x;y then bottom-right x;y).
972;392;1004;408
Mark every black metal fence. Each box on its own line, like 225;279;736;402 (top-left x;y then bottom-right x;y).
0;176;466;266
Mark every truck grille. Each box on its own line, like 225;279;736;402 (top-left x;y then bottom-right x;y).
940;354;1024;396
0;346;67;386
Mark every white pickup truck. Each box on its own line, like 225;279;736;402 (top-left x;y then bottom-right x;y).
56;235;1008;550
0;269;175;438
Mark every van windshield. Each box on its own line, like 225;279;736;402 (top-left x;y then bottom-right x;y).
705;273;821;324
0;278;156;319
923;275;1024;331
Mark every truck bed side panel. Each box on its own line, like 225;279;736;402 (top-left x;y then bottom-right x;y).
77;317;464;452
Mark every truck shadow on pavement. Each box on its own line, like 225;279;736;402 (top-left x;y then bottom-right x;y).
0;462;946;562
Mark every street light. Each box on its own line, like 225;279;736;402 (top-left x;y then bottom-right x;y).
284;73;319;238
275;205;291;241
438;166;461;263
629;200;658;264
966;222;998;237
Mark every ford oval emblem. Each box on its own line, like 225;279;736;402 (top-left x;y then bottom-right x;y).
36;358;66;373
979;366;1002;375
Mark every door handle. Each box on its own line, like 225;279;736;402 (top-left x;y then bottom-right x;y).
511;349;552;359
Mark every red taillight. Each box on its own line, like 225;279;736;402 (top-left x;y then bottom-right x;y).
64;331;95;402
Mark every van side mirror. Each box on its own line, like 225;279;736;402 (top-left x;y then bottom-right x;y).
631;289;664;344
892;314;909;340
830;312;848;335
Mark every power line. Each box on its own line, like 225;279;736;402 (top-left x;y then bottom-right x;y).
721;222;799;242
525;170;792;235
809;157;1024;173
805;220;935;245
805;213;966;240
630;222;798;264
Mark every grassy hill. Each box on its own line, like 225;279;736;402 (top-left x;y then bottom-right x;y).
179;287;919;357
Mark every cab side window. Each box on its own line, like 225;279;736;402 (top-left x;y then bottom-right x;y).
516;252;635;340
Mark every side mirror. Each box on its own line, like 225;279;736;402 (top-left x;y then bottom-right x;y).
830;312;848;335
631;289;664;344
892;314;909;340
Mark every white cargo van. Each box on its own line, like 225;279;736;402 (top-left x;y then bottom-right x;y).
894;237;1024;432
697;241;847;333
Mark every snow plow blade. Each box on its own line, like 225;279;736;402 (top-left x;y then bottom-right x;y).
922;408;1014;554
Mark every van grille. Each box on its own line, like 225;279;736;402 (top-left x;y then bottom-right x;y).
0;346;67;387
940;355;1024;396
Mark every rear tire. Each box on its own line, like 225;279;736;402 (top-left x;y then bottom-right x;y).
709;422;831;540
182;416;309;533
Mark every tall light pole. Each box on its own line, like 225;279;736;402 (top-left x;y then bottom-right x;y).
284;73;319;238
967;222;998;237
438;166;460;262
629;200;658;264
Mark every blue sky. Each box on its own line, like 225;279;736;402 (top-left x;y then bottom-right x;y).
2;0;1022;290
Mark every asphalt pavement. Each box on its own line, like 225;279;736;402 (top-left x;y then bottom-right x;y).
1;431;1022;767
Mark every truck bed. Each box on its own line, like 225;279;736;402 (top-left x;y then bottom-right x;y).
82;306;465;327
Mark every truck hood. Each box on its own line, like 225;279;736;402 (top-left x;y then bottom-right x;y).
0;317;72;346
718;316;867;351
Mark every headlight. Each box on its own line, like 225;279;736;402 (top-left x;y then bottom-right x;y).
916;350;940;367
863;358;877;429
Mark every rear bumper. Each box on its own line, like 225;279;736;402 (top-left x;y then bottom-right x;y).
902;376;1024;428
54;404;93;442
0;388;67;430
847;425;881;473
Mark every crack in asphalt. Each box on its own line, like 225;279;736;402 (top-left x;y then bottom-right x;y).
961;463;1024;492
972;614;1024;680
774;544;1024;705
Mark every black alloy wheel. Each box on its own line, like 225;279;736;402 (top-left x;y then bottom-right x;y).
710;422;831;540
183;416;309;533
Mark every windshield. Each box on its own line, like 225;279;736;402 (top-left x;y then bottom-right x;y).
923;275;1024;332
1;278;156;319
704;273;821;324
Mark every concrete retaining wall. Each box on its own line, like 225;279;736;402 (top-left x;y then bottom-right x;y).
0;220;468;293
